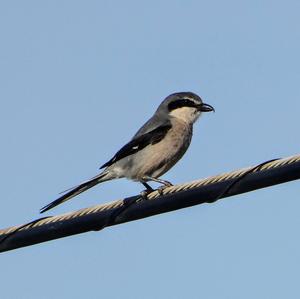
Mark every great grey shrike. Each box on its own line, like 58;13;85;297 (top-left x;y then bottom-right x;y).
40;92;214;213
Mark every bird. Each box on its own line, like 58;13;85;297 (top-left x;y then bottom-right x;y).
40;92;214;213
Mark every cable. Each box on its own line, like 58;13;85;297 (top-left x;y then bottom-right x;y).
0;154;300;253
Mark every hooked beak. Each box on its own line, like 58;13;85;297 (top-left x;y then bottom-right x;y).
198;103;215;112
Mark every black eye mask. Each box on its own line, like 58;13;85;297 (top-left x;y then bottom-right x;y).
168;99;199;111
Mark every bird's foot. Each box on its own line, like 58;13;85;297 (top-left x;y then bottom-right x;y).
138;181;155;200
161;180;173;187
138;179;173;199
140;189;152;197
157;186;166;196
137;189;152;202
157;181;173;196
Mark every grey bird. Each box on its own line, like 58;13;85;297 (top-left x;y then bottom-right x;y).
40;92;214;213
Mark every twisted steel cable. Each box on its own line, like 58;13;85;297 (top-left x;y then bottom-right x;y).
1;154;300;253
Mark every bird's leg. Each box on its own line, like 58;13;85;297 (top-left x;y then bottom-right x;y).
142;182;154;192
143;176;173;187
142;176;173;195
139;182;155;199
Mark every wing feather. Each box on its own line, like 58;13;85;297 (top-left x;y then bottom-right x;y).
100;122;171;169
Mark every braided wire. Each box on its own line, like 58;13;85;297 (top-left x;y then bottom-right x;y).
1;154;300;237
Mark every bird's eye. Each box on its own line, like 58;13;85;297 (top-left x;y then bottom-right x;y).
168;99;197;111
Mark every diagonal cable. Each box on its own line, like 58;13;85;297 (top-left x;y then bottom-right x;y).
0;154;300;253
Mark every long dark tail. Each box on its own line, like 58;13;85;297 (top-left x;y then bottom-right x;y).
40;171;110;213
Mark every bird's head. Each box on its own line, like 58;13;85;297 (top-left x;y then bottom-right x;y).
157;92;214;124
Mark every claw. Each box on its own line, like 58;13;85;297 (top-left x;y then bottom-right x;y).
141;189;150;197
157;186;165;196
157;184;172;195
162;181;173;187
138;189;152;202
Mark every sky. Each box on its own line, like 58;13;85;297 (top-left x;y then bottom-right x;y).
1;0;300;298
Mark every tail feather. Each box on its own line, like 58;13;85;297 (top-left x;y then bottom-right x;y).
40;172;109;213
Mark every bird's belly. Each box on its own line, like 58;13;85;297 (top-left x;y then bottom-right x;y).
127;121;192;180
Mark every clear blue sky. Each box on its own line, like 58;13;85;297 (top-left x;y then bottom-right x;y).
1;1;300;298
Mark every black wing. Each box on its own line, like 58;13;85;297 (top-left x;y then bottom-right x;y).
100;123;172;169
